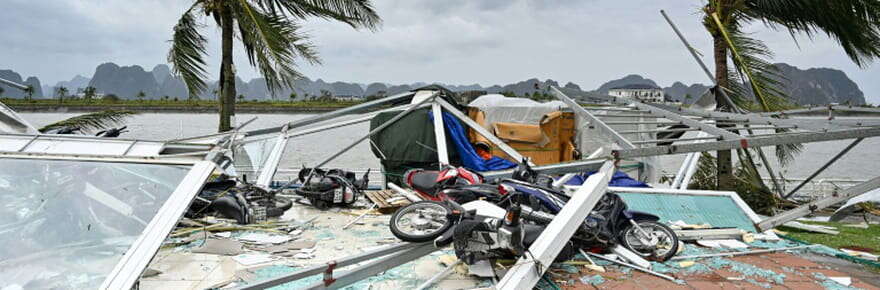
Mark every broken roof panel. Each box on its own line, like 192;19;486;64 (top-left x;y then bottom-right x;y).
608;187;762;233
0;158;210;289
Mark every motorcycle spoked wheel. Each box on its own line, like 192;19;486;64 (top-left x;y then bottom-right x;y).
389;201;454;243
619;221;679;262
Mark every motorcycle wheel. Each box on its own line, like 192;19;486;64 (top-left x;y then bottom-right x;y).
266;197;293;217
620;221;679;262
390;201;453;243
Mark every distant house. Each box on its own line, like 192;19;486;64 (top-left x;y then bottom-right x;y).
332;95;362;101
608;84;664;103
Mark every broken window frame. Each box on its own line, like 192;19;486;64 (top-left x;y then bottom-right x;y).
0;133;218;289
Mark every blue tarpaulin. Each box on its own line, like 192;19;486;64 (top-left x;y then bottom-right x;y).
564;171;650;188
429;111;516;172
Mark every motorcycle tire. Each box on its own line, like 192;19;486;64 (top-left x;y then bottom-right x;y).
266;197;293;217
390;201;454;243
619;221;679;262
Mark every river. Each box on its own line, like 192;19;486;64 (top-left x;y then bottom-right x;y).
18;112;880;181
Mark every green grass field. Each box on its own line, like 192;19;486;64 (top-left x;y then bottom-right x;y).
779;220;880;254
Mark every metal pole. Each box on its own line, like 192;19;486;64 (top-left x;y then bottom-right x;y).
0;77;29;90
431;102;449;166
551;87;634;149
660;10;714;85
413;260;463;290
237;243;427;290
784;138;865;199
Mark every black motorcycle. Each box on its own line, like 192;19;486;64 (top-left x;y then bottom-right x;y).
293;168;370;210
187;179;293;224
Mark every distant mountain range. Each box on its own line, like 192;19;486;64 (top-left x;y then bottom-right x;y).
0;62;867;106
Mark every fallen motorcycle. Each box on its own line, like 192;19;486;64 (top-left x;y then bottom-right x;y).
501;162;680;261
293;168;370;210
186;179;293;224
389;198;576;264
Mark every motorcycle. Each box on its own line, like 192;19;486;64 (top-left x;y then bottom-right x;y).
187;178;293;224
403;165;484;201
388;198;574;265
293;168;370;210
392;161;680;262
501;162;680;261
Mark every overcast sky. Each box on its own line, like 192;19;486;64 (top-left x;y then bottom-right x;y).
2;0;878;103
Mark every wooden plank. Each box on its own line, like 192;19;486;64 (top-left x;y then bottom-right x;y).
365;190;410;214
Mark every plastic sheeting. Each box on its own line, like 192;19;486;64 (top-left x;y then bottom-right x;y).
564;171;650;188
468;94;566;128
430;111;516;172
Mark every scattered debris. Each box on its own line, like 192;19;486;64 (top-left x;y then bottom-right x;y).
191;238;244;256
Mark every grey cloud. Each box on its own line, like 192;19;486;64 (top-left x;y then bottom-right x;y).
1;0;878;103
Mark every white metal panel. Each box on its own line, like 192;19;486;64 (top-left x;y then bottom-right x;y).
101;161;216;289
0;135;30;151
431;103;449;165
23;138;132;155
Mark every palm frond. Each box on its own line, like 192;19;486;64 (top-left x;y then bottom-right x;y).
710;12;792;112
39;110;138;133
744;0;880;68
256;0;381;29
168;4;210;98
233;0;319;94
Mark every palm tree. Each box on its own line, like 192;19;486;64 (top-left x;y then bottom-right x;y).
136;90;147;102
702;0;880;190
83;86;97;103
168;0;380;132
55;86;68;105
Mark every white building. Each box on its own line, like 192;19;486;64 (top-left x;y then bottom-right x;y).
608;84;665;103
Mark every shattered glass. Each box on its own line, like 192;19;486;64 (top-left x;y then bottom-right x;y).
232;136;279;179
0;158;191;289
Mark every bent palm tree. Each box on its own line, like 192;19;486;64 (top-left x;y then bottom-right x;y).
169;0;380;132
39;110;138;133
702;0;880;190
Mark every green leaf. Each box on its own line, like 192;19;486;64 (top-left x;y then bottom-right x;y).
39;110;139;133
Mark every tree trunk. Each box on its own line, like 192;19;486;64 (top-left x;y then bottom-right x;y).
713;15;736;191
218;9;236;132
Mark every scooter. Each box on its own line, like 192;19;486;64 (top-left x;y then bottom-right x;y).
500;162;680;261
388;198;573;265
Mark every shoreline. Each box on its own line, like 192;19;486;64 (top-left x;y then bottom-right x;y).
7;104;347;114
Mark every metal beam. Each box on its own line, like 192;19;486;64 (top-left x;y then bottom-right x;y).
304;243;438;289
0;77;29;90
435;98;527;163
636;103;744;140
482;158;607;179
756;175;880;231
244;91;416;136
237;243;428;289
496;161;614;290
552;87;634;149
255;127;290;188
102;161;216;289
784;138;865;199
431;103;449;165
614;127;880;159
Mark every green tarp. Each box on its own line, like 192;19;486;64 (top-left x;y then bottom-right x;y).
369;108;460;184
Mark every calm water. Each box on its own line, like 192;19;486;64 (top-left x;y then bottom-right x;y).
19;112;880;180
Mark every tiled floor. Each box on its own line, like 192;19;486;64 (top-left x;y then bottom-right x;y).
559;252;880;290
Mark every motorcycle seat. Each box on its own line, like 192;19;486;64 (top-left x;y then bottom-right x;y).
408;171;439;195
